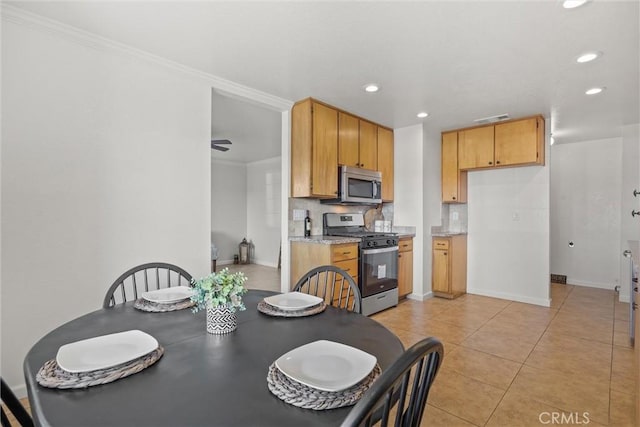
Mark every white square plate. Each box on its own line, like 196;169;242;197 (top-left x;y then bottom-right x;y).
275;340;377;391
56;330;158;373
263;292;323;311
141;286;194;304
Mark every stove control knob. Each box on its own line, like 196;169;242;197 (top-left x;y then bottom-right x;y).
373;241;378;246
387;239;393;245
366;241;373;247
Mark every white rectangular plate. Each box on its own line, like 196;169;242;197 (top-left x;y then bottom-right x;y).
275;340;377;392
142;286;194;304
263;292;323;311
56;330;158;373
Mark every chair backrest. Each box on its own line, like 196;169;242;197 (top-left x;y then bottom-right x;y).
341;337;444;427
103;262;193;308
1;378;34;427
292;265;362;314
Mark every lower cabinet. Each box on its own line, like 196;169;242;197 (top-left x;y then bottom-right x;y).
290;241;359;289
398;237;414;298
432;235;467;299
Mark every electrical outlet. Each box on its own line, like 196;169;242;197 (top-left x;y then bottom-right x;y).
292;209;306;221
452;211;459;221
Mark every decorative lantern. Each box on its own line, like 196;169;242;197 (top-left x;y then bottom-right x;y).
239;238;250;264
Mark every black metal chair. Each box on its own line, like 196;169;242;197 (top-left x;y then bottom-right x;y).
103;262;193;308
341;337;444;427
292;265;362;314
1;378;34;427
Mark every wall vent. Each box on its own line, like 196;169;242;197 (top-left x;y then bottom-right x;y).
473;113;510;125
550;274;567;284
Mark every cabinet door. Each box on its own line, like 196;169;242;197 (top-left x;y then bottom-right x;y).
311;102;338;197
338;112;359;167
377;127;394;201
432;249;450;294
458;126;494;169
358;120;378;170
442;132;467;203
398;250;413;297
494;117;541;166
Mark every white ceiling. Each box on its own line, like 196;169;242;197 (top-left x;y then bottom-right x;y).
9;1;639;146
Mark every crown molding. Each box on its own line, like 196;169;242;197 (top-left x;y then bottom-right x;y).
1;4;293;112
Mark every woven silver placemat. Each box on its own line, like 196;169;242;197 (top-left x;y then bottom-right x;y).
266;362;381;410
257;300;327;317
36;346;164;389
134;298;195;312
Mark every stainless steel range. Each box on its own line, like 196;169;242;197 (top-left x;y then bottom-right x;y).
323;212;399;316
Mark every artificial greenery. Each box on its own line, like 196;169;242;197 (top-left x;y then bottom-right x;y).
190;268;248;313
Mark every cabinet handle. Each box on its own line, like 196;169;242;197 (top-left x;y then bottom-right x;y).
488;161;493;165
496;160;501;164
452;196;456;200
342;251;351;255
443;252;447;255
398;254;402;258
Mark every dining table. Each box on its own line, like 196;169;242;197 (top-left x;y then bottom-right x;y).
23;290;405;427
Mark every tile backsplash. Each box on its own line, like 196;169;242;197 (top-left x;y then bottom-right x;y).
437;203;468;233
288;198;394;236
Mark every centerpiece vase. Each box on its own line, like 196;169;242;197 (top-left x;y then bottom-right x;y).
206;306;238;335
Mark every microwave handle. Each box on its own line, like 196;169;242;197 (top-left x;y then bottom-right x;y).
373;181;378;197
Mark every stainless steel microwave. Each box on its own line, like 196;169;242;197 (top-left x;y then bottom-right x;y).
322;166;382;205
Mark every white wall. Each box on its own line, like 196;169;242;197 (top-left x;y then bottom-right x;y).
467;136;550;306
422;127;445;296
1;20;211;390
247;157;282;267
550;138;622;290
393;125;425;298
620;124;640;302
211;159;247;264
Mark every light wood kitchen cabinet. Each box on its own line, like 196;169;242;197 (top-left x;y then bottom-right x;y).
458;125;495;170
338;113;378;170
290;241;359;289
358;120;378;170
455;116;545;171
398;237;414;298
432;235;467;299
494;116;544;166
377;127;394;201
291;99;338;198
441;131;467;203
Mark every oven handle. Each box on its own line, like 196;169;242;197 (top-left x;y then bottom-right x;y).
362;246;399;255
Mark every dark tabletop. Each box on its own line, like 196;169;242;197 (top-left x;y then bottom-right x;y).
24;290;404;427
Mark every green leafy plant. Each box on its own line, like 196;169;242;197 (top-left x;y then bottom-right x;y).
190;268;248;313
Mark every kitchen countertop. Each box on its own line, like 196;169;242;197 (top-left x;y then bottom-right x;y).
289;235;361;244
432;231;468;237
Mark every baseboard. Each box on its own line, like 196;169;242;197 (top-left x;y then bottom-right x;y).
467;287;551;307
252;260;279;269
217;259;234;266
566;278;616;291
13;383;27;399
407;291;433;302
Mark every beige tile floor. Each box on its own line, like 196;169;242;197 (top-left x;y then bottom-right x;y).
371;283;637;426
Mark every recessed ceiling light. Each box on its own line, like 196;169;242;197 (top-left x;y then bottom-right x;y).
576;51;602;63
563;0;589;9
364;84;380;93
417;112;429;118
585;87;605;95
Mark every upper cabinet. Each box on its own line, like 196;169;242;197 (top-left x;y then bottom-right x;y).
494;116;544;166
292;98;394;201
337;113;378;170
457;116;545;171
442;115;545;203
458;126;495;169
291;99;338;198
441;132;467;203
377;127;394;202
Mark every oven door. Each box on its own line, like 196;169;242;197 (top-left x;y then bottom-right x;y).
360;246;398;297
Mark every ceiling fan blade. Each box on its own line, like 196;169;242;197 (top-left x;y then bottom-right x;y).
211;145;230;152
